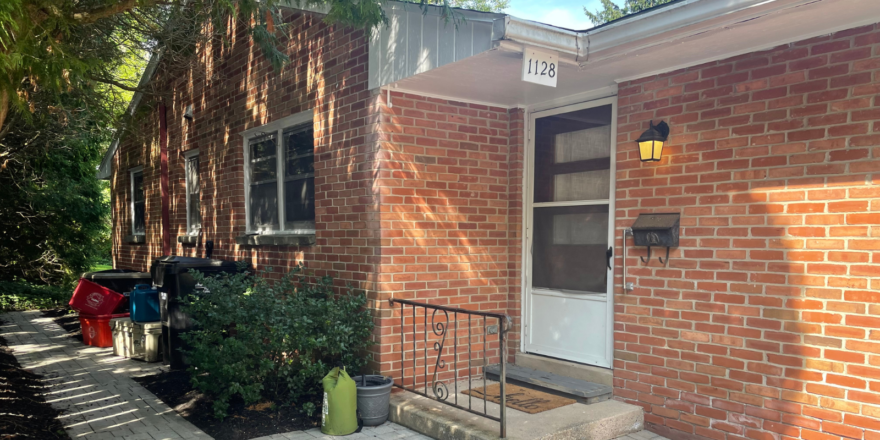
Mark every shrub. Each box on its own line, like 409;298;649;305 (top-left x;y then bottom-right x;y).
0;280;70;311
180;265;374;419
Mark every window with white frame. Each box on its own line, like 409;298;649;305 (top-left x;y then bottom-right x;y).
184;151;201;234
242;110;315;234
130;167;145;235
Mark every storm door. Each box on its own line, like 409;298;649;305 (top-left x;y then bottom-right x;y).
524;98;616;368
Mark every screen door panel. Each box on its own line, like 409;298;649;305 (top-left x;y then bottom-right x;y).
526;102;615;368
532;205;609;293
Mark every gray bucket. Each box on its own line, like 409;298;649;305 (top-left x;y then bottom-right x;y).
352;375;394;426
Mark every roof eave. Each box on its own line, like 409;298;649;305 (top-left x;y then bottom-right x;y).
498;0;828;62
97;48;163;180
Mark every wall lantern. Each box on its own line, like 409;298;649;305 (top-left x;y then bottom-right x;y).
636;120;670;162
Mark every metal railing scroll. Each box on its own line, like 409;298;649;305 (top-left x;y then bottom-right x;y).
389;298;511;438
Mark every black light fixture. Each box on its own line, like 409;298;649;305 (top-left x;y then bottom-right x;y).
636;120;670;162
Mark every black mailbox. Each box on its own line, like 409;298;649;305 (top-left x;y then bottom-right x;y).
630;213;680;264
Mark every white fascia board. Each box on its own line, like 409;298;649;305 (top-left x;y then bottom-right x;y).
498;0;830;62
581;0;828;61
500;16;581;57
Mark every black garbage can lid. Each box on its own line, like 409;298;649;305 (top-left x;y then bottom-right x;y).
81;269;152;280
151;256;241;286
152;256;239;269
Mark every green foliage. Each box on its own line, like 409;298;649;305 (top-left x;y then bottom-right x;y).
425;0;509;12
0;83;113;284
180;265;375;419
0;280;69;312
584;0;674;26
0;0;483;127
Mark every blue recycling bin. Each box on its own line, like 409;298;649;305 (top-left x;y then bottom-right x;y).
130;284;160;323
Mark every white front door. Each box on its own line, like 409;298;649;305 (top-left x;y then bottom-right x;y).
524;97;617;368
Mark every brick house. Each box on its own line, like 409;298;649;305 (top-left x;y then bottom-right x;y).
99;1;880;439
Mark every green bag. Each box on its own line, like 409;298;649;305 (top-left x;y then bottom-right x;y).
321;367;358;436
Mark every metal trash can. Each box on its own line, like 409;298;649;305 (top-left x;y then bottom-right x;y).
150;256;241;369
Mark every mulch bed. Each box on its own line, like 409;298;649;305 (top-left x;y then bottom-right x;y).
0;320;68;439
42;308;82;343
43;307;317;440
135;370;318;440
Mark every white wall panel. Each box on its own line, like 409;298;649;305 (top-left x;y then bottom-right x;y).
368;4;504;90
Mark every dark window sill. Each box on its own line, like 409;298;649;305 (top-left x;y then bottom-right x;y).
235;234;316;247
124;234;145;244
177;235;198;245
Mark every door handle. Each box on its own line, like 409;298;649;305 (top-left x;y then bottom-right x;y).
606;247;613;270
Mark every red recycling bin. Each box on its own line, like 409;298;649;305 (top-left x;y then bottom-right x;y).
80;313;130;347
69;279;125;315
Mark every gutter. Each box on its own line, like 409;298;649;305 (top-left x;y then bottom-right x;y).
497;0;829;63
97;48;163;180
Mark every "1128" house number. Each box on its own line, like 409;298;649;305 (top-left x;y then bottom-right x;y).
521;47;558;88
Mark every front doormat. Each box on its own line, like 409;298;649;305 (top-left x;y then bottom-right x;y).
462;383;575;414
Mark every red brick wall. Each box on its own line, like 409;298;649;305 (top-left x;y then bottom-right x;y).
110;11;383;356
371;92;524;384
614;24;880;440
110;11;526;376
113;10;376;277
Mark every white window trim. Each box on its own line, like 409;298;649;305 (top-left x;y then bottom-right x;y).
129;166;145;236
240;109;315;235
183;149;200;236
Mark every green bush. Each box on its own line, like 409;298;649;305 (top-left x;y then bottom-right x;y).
0;280;70;311
180;265;374;419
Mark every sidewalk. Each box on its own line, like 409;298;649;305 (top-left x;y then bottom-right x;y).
2;311;432;440
2;311;667;440
4;311;208;440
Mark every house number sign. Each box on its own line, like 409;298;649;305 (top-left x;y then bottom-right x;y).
521;47;558;88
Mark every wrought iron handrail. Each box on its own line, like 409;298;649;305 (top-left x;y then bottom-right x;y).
389;298;510;438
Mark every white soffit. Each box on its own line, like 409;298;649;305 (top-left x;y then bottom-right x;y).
387;0;880;108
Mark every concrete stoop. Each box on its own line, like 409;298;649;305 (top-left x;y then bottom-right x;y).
389;382;643;440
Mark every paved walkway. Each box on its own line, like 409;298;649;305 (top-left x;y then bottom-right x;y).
252;423;430;440
3;310;666;440
2;311;431;440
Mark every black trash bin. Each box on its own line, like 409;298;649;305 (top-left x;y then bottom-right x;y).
81;269;152;313
150;256;242;369
82;269;152;294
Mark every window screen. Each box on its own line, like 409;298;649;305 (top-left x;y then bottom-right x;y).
283;125;315;231
246;122;316;233
249;134;279;230
531;104;613;294
534;105;612;204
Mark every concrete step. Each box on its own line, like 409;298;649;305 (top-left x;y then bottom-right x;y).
389;379;643;440
516;352;613;387
485;364;613;405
